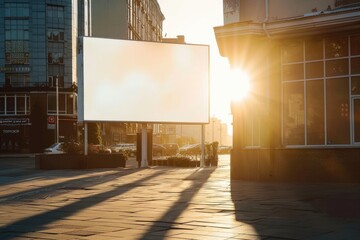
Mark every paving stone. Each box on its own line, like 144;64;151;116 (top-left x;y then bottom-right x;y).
0;156;360;239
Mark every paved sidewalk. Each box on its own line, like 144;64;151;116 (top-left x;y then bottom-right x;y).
0;155;360;239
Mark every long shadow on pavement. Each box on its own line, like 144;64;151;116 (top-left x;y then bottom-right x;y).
231;181;360;239
138;167;215;240
0;166;140;204
0;169;164;239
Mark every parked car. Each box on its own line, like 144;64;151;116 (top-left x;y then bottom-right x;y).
88;144;112;154
110;143;136;156
43;142;65;154
179;144;201;155
152;144;166;156
218;145;232;154
163;143;179;156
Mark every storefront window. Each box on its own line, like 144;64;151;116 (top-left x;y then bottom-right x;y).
326;78;350;144
283;82;305;145
305;39;323;61
326;59;349;77
282;41;303;63
283;63;304;81
67;94;74;114
48;93;76;115
16;95;25;114
325;37;348;58
351;35;360;56
306;80;325;145
306;62;323;79
0;96;4;114
351;76;360;95
351;57;360;74
6;94;15;115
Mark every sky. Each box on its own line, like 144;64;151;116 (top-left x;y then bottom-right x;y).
157;0;232;127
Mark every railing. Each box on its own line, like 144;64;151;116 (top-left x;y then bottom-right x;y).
0;81;77;91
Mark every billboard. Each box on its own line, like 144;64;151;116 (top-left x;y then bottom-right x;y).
78;37;209;124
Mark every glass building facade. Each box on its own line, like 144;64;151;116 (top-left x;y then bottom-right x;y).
0;0;79;153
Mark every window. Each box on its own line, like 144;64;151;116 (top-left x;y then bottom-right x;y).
5;3;29;18
326;59;348;77
281;35;358;146
4;19;30;64
47;42;64;64
47;29;65;41
306;80;325;145
305;39;323;61
351;57;360;74
282;41;303;63
283;82;305;145
326;78;350;144
283;63;304;81
16;95;25;114
0;94;30;115
306;62;323;79
47;93;76;115
351;35;360;55
352;77;360;95
48;76;64;88
0;96;4;114
325;37;348;58
6;95;15;115
5;74;30;87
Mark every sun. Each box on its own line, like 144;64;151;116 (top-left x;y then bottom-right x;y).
227;69;251;102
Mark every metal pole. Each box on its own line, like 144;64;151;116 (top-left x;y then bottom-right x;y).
200;124;205;168
141;123;148;167
212;118;214;142
56;75;59;143
84;122;88;155
220;124;222;145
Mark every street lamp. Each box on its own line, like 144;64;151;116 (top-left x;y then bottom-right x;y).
56;75;59;143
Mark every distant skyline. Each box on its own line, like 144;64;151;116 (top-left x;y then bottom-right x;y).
157;0;232;129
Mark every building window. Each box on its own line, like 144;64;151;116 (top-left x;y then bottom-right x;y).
46;5;65;27
306;80;325;145
47;93;76;115
326;78;350;144
4;74;30;87
0;96;5;114
4;4;30;65
283;82;305;145
48;76;64;88
0;94;30;115
282;35;359;146
47;29;65;41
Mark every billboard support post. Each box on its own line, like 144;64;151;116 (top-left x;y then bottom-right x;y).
84;122;88;155
141;123;148;168
201;124;205;168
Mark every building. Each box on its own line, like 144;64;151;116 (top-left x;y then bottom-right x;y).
91;0;163;41
0;0;79;153
205;117;231;146
215;0;360;181
89;0;164;145
0;0;165;153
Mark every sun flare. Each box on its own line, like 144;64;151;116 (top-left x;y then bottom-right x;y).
227;69;251;101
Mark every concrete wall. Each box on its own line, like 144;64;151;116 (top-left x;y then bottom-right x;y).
231;148;360;182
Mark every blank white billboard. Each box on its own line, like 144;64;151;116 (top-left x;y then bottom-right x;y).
78;37;209;124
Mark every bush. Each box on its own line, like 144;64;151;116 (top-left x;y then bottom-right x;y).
62;141;81;154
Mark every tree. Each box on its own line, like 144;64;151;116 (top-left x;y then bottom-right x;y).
88;123;102;145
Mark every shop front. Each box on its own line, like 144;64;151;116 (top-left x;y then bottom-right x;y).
0;117;30;153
